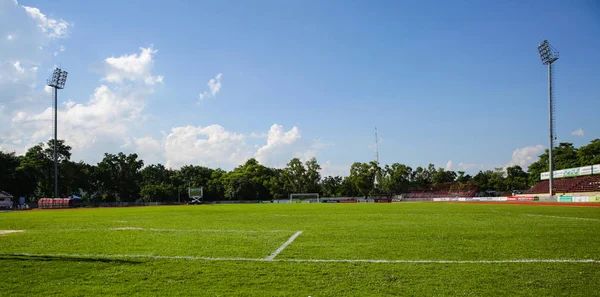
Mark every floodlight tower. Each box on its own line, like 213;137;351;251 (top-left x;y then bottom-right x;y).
46;68;68;198
537;40;559;197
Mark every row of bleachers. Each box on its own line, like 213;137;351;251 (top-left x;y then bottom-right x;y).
525;175;600;194
405;187;478;198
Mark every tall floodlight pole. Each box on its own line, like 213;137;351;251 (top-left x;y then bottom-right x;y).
537;40;559;197
46;68;68;198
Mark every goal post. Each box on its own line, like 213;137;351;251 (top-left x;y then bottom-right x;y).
289;193;320;203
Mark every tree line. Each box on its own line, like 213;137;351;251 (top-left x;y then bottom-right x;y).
0;139;598;202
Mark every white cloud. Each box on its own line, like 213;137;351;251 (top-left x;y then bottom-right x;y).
12;61;24;73
571;128;585;137
296;139;334;162
157;123;327;169
10;85;149;150
445;160;453;171
164;125;249;169
198;73;223;100
133;136;163;166
104;47;164;85
506;144;545;168
254;124;301;165
249;132;267;138
0;2;68;112
321;160;349;177
21;6;70;39
44;85;52;93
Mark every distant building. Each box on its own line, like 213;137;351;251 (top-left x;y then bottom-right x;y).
0;191;13;209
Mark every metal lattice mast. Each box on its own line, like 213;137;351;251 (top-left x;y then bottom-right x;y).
537;40;559;197
375;127;379;164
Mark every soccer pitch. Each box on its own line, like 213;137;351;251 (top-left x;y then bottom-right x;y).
1;203;599;296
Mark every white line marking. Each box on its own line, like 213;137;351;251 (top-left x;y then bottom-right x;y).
4;253;598;264
0;230;25;235
265;231;303;260
523;214;600;222
30;229;293;233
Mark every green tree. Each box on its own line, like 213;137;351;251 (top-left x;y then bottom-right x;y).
554;143;579;169
411;165;433;189
578;139;600;165
432;168;457;185
282;158;307;194
380;163;412;195
348;161;379;197
304;157;322;193
223;159;274;200
320;176;343;197
94;153;144;202
505;165;529;191
456;171;472;183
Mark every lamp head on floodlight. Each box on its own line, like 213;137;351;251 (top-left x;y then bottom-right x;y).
537;40;559;65
46;68;68;89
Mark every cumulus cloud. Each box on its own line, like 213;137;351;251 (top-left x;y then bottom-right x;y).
10;85;149;150
254;124;301;164
296;139;334;162
0;2;69;112
199;73;223;100
164;125;249;169
321;160;350;177
104;47;164;85
21;5;70;39
506;144;545;168
571;128;585;137
445;160;453;171
131;136;163;166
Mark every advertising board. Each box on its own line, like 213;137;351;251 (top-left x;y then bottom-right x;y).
572;196;589;202
541;164;600;180
559;196;573;202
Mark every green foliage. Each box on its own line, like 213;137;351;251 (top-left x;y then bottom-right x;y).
505;165;529;191
320;175;343;197
348;161;379;197
380;163;412;195
2;139;600;201
93;153;144;202
578;139;600;166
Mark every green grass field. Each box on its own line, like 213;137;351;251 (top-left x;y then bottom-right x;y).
1;203;599;296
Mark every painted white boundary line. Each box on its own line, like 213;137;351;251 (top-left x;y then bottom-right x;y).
265;231;304;260
27;229;293;233
5;253;599;264
523;214;600;222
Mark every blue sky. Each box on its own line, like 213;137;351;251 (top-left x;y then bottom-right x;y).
1;0;599;175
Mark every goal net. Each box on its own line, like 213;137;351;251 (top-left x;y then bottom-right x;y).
290;193;320;203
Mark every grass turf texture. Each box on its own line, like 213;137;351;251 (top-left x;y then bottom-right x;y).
0;203;599;296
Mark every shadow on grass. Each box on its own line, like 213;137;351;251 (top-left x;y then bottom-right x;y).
0;254;142;264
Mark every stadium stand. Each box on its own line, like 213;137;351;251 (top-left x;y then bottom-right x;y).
525;175;600;194
405;183;479;198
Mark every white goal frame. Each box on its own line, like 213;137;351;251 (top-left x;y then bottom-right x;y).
289;193;320;203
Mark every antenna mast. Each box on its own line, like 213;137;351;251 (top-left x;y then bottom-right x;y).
375;127;379;164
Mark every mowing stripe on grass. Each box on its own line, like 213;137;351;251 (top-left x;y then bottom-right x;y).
265;231;304;260
523;214;600;222
4;253;599;264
